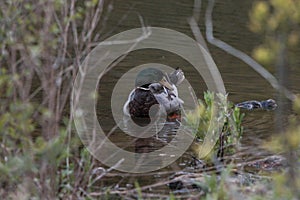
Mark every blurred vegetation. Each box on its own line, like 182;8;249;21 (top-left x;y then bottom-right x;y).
249;0;300;199
261;96;300;199
0;0;299;199
249;0;300;67
0;0;107;198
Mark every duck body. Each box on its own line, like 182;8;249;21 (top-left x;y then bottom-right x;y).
123;68;184;120
126;87;159;118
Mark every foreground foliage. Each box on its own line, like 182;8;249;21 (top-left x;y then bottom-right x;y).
186;91;244;161
0;0;299;199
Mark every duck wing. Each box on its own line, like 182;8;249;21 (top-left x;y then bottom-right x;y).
128;88;159;118
149;83;183;114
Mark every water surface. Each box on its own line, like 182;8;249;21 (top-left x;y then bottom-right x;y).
95;0;300;194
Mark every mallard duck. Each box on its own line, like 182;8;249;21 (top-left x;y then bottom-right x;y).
235;99;277;111
123;68;184;120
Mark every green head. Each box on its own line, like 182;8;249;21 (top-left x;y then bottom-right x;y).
135;68;174;90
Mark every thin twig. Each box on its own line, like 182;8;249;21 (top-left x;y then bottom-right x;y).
88;158;125;188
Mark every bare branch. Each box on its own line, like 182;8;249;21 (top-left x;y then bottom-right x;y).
84;0;104;42
204;0;296;101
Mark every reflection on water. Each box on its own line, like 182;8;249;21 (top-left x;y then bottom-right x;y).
95;0;300;195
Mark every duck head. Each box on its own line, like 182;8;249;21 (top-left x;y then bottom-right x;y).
135;68;174;91
261;99;278;110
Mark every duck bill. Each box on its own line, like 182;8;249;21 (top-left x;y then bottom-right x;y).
159;77;174;91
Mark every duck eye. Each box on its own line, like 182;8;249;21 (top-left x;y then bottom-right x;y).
149;85;155;90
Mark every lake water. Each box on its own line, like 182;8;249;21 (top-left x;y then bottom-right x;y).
93;0;300;194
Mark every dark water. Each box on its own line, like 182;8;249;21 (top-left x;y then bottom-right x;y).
94;0;300;194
